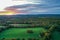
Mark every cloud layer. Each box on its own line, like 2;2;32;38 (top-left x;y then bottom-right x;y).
0;0;60;15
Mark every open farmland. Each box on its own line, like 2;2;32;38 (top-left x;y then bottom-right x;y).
0;14;60;40
0;28;47;40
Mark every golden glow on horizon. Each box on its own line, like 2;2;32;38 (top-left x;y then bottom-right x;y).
0;11;15;15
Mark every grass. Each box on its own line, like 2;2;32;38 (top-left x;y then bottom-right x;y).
0;27;47;40
52;31;60;40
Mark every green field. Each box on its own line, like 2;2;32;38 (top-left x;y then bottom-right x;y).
0;17;60;40
0;28;47;40
52;31;60;40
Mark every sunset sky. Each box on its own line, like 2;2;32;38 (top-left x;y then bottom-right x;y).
0;0;60;15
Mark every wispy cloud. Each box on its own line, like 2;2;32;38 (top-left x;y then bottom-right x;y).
5;1;60;14
0;0;60;15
